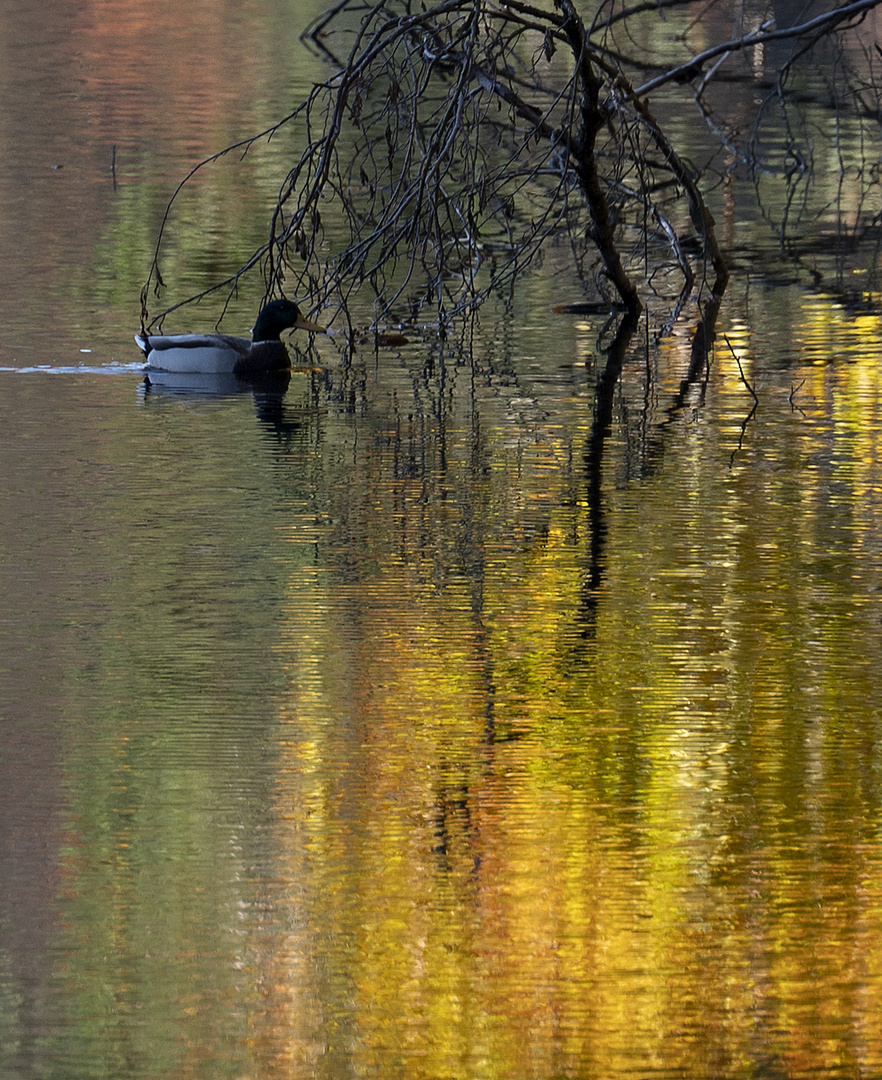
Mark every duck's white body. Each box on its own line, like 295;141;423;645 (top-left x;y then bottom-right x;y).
135;299;325;378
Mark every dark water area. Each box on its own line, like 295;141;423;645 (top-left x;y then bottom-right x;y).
2;2;882;1078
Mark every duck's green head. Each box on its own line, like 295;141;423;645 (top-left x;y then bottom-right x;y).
252;299;325;341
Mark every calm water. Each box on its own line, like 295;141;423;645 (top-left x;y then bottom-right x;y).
2;2;882;1078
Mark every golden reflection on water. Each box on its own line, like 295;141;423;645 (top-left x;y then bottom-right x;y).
216;333;882;1079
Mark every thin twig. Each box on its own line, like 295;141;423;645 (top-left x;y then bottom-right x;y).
723;333;758;403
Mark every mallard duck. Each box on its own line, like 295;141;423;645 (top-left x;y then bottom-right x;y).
135;299;325;377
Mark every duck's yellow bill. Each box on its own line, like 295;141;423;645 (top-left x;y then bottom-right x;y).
295;315;327;333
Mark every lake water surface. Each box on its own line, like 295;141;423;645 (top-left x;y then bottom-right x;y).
2;2;882;1078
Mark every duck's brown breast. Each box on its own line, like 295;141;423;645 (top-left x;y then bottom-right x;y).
232;340;291;378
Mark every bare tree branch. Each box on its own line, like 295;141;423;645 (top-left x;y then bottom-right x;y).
139;0;882;344
635;0;882;95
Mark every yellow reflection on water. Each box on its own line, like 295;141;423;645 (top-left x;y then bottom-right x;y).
243;340;882;1077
